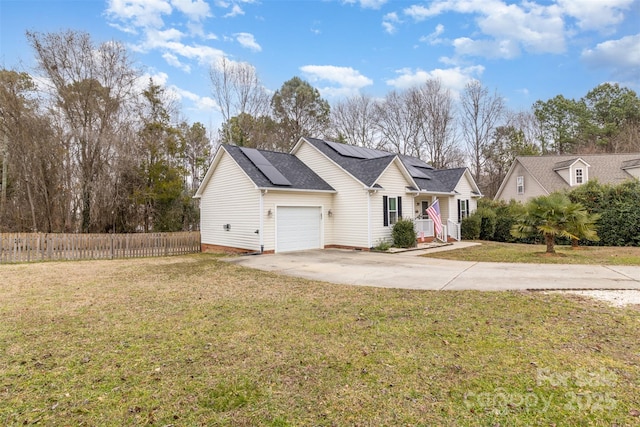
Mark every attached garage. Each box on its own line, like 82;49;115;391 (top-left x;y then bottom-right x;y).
276;206;322;253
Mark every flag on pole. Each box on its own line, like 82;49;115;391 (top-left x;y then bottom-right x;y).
426;199;442;236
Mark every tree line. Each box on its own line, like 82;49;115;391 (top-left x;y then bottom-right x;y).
2;29;639;233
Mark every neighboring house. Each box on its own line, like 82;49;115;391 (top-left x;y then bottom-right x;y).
195;137;482;253
495;153;640;202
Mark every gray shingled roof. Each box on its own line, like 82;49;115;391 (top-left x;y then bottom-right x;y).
428;168;468;193
304;137;396;187
224;144;335;191
305;137;469;193
517;153;640;192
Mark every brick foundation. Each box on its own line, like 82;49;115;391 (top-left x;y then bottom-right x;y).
324;244;370;252
201;243;274;254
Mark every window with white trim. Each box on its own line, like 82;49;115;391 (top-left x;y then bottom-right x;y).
458;199;469;222
388;197;398;225
575;168;583;184
516;176;524;195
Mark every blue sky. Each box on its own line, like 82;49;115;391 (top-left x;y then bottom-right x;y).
1;0;639;130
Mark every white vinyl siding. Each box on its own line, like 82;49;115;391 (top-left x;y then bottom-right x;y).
295;142;369;248
370;160;414;246
199;152;260;251
452;172;477;222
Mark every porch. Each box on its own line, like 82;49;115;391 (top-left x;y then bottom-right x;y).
413;218;461;242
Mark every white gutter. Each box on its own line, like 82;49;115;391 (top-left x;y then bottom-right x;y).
257;187;337;193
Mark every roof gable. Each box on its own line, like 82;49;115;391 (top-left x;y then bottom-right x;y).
195;144;335;197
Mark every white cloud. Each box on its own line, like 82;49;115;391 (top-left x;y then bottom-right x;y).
300;65;373;89
419;23;445;45
143;28;185;47
402;0;568;57
163;52;191;72
476;2;566;54
582;33;640;81
382;12;400;34
106;0;172;29
224;4;244;17
403;2;451;21
386;65;485;96
360;0;387;9
171;0;211;20
235;32;261;52
342;0;387;9
558;0;634;31
453;37;521;59
136;71;170;93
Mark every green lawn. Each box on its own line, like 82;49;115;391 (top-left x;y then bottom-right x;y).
423;241;640;265
1;254;639;426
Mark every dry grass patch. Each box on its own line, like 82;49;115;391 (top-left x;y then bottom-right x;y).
1;254;639;426
424;241;640;265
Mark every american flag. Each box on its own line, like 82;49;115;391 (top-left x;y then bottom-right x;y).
426;199;442;236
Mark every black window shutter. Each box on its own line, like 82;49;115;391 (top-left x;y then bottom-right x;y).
383;196;388;226
458;199;461;222
397;196;402;219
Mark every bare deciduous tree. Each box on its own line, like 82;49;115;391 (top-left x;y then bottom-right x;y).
460;80;505;183
209;57;270;145
27;30;140;232
412;79;460;168
330;94;383;149
375;90;421;156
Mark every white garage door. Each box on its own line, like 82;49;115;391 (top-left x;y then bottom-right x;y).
276;206;322;253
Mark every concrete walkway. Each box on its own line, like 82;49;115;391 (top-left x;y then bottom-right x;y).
223;243;640;291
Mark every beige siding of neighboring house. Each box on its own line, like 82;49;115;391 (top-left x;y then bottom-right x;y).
556;167;571;185
498;163;548;202
261;191;334;252
199;151;260;251
295;142;370;248
370;160;415;246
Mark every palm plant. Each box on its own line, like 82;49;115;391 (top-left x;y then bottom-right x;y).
511;192;599;253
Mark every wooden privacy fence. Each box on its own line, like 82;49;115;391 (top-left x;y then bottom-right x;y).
0;232;201;263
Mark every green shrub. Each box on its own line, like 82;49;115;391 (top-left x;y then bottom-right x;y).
476;207;497;240
461;214;480;240
568;179;640;246
494;216;516;242
392;218;417;248
373;238;391;252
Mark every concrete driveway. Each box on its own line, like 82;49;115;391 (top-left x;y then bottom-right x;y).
223;246;640;291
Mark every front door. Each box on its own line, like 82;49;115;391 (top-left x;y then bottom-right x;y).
421;201;429;219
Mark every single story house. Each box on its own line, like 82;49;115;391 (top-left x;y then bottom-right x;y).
195;137;482;253
495;153;640;202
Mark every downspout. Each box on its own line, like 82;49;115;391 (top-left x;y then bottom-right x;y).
367;190;372;248
259;189;266;253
